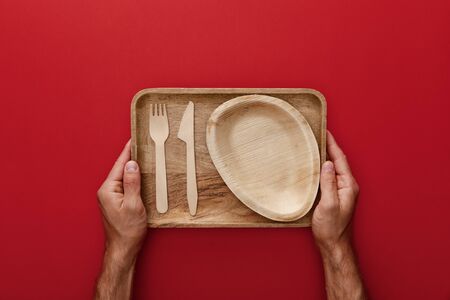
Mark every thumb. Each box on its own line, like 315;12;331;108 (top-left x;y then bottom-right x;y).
318;161;338;208
123;161;141;198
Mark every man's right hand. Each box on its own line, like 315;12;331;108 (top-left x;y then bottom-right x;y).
312;130;360;254
312;131;366;300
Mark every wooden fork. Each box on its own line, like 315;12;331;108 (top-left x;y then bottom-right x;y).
149;103;169;213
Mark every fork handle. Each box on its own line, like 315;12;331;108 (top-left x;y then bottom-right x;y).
155;142;168;213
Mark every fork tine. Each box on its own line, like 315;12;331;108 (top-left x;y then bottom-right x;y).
150;103;168;118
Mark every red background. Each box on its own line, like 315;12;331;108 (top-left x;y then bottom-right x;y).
1;0;449;299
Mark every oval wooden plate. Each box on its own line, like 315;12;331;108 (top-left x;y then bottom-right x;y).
206;95;320;222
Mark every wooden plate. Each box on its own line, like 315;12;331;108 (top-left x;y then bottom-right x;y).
206;95;321;222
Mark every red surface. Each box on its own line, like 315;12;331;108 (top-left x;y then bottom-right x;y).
1;0;449;299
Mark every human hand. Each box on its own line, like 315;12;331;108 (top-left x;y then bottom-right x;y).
312;131;360;255
97;140;147;268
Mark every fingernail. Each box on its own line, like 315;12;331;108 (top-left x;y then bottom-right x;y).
323;161;334;172
125;161;138;172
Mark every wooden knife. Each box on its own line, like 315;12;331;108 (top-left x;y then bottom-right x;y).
177;101;198;215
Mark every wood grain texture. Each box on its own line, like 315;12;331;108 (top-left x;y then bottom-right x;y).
206;95;320;222
131;88;326;227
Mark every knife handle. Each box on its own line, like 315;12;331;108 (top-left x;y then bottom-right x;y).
155;143;168;213
186;142;198;215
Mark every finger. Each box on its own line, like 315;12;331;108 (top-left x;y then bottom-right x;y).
106;140;131;181
123;160;141;200
318;161;339;209
326;131;352;176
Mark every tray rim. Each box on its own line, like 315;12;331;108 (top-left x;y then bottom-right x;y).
130;88;327;227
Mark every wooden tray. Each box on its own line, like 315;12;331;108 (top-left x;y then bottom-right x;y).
131;88;326;227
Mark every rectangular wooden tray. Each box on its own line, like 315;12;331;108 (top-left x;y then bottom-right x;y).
131;88;326;227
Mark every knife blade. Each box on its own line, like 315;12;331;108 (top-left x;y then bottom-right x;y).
177;101;198;215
